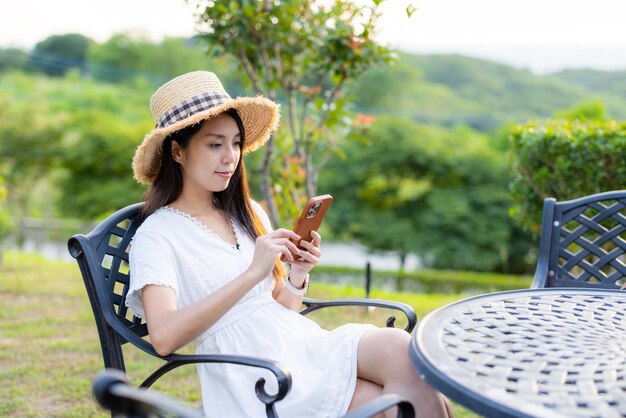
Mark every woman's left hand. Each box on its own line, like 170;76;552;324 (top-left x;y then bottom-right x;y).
288;231;322;277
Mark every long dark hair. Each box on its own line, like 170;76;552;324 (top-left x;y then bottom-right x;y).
140;109;286;280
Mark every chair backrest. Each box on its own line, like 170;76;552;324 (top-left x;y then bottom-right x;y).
532;190;626;289
68;202;155;371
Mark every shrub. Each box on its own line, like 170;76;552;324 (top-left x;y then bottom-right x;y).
509;119;626;232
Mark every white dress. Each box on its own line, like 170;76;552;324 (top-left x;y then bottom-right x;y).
126;200;374;418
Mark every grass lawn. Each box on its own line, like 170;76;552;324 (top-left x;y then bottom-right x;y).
0;252;480;417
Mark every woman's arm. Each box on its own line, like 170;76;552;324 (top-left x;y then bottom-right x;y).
273;231;322;311
143;228;302;356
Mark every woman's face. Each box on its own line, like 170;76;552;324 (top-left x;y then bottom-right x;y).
172;113;242;195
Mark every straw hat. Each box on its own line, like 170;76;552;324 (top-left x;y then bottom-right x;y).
132;71;280;184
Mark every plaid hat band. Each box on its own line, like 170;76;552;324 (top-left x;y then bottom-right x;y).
156;91;232;129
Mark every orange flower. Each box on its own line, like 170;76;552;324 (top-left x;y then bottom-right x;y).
348;35;366;50
355;113;377;126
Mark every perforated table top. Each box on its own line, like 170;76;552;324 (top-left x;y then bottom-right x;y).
410;289;626;418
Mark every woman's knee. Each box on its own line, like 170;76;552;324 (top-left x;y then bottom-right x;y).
357;327;412;382
368;327;410;356
381;328;413;369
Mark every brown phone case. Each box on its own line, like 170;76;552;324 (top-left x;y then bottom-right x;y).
292;194;333;247
281;194;333;261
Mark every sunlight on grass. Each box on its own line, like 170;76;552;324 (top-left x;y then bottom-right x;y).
0;252;479;417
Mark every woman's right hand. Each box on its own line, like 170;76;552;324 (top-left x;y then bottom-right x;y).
247;228;301;282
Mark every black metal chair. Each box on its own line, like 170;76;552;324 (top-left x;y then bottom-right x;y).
532;190;626;289
69;202;417;418
93;369;415;418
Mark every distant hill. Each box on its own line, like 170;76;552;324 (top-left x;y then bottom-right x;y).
4;38;625;133
348;52;626;132
552;68;626;96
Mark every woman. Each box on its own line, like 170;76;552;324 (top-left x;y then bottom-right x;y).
127;71;451;418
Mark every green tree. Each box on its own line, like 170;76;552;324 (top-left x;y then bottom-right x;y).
85;33;148;81
0;48;29;73
320;117;534;273
0;93;64;244
510;119;626;232
55;110;148;219
27;33;92;76
189;0;405;225
0;72;152;221
554;100;608;121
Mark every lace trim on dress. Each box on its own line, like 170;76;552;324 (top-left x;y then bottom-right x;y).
161;206;241;251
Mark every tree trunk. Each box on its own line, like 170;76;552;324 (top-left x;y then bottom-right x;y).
396;252;407;291
16;194;29;249
500;245;509;274
305;154;317;198
261;134;280;227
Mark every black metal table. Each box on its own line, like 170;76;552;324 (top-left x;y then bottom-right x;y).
409;288;626;418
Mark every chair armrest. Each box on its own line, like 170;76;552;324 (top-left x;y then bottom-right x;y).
342;394;415;418
301;297;417;333
94;369;203;418
140;352;291;417
530;248;550;289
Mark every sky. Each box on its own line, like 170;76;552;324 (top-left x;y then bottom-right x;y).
1;0;626;74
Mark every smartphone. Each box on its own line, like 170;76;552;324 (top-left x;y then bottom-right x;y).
293;194;333;246
281;194;333;260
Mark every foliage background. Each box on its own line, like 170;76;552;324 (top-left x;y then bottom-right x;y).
1;30;625;273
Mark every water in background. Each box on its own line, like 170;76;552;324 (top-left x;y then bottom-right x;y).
18;239;75;262
13;236;510;295
12;238;421;271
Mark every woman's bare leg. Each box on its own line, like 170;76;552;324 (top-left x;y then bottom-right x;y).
347;378;385;418
352;327;452;418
